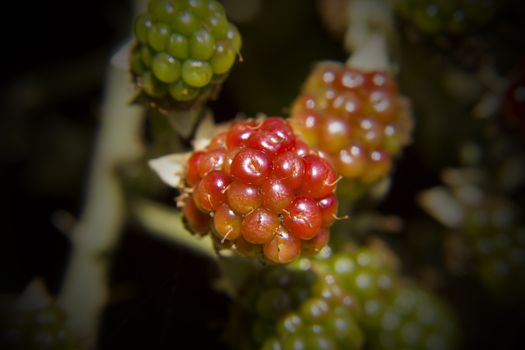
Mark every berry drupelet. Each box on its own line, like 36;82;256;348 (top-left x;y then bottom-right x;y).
130;0;242;107
290;62;412;190
179;117;341;264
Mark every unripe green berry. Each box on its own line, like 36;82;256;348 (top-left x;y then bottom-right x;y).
131;51;145;74
168;79;200;101
152;53;181;83
131;0;243;105
210;41;236;74
226;23;242;52
171;10;200;36
142;71;167;97
281;334;307;350
140;45;154;67
148;0;176;20
276;313;303;336
206;13;229;39
134;14;154;42
189;29;216;60
167;33;189;60
182;59;213;87
187;0;209;17
148;22;171;51
207;0;226;15
300;298;330;322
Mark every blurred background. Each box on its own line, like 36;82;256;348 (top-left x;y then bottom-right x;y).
2;0;525;349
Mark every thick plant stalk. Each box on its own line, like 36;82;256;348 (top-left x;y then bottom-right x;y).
57;62;145;349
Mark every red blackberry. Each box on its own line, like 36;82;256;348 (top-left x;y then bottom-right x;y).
130;0;242;109
290;62;412;194
179;117;340;263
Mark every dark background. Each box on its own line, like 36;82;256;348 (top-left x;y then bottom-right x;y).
1;0;525;349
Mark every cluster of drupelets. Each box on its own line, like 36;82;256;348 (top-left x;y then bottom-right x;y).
290;62;411;187
230;246;458;350
180;117;340;264
131;0;241;104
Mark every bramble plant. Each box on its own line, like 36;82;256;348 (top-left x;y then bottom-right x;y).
6;1;525;349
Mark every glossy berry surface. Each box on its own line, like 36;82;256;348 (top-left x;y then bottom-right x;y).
179;117;340;263
130;0;242;106
290;62;412;190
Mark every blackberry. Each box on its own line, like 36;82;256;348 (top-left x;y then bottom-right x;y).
130;0;242;109
394;0;504;37
290;62;412;196
314;248;397;301
367;285;459;350
179;117;341;264
2;305;76;350
310;245;399;330
463;202;525;296
231;265;364;350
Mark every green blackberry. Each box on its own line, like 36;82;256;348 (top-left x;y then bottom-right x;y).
230;265;364;350
394;0;504;36
130;0;242;109
463;202;525;296
313;247;398;302
367;284;459;350
2;305;76;350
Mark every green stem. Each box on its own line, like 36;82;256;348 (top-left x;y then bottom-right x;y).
129;197;216;259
